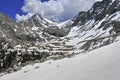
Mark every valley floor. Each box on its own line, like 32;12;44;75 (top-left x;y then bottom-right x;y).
0;40;120;80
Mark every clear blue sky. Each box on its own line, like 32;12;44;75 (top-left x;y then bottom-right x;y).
0;0;48;20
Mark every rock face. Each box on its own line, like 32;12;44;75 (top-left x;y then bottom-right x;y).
66;0;120;52
1;0;120;75
0;13;73;74
72;0;118;26
46;26;70;37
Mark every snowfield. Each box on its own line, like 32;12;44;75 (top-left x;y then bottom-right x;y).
0;41;120;80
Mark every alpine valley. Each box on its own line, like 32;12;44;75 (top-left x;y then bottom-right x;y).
0;0;120;80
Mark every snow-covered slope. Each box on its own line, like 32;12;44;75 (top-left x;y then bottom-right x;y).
1;38;120;80
64;0;120;52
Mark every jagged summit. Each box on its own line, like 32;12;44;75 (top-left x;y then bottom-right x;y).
66;0;120;52
72;0;120;26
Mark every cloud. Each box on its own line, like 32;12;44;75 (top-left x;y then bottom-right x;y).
16;0;101;22
16;13;34;22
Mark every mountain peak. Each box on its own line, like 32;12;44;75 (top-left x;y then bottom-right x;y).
31;13;44;21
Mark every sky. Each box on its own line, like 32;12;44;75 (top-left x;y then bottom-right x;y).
0;0;24;20
0;0;48;20
0;0;101;22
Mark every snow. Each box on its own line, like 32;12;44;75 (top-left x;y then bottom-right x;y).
65;14;115;50
67;26;79;37
1;40;120;80
44;18;55;24
57;19;73;28
14;29;17;32
2;21;5;24
14;45;22;49
3;43;9;49
112;0;115;3
108;11;120;21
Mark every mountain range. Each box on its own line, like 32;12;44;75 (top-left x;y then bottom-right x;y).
0;0;120;75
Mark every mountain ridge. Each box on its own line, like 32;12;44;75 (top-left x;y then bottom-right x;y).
0;0;120;75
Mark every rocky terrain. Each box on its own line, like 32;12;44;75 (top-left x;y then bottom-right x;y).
0;13;74;74
0;0;120;75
